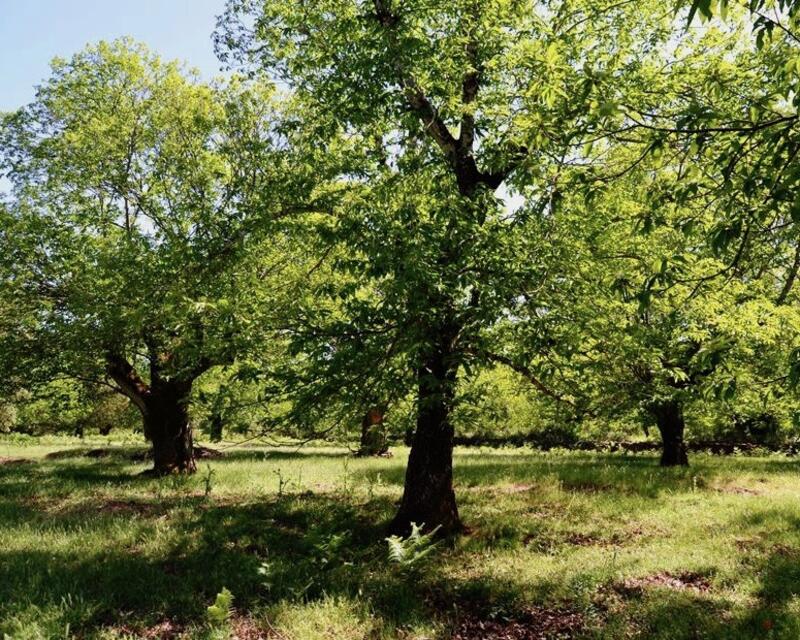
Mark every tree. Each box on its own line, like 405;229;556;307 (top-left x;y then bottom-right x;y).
503;140;800;466
0;40;299;473
217;0;679;533
358;406;390;456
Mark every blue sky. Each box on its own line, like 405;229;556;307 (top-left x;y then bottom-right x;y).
0;0;227;112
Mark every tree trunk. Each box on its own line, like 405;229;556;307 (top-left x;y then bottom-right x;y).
389;349;461;536
105;351;203;474
208;411;224;443
650;400;689;467
358;407;388;456
143;380;196;475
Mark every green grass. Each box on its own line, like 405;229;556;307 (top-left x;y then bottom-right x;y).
1;436;800;639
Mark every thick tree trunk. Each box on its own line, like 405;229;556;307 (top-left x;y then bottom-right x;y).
650;400;689;467
358;407;388;456
389;349;461;536
142;380;196;475
105;351;204;474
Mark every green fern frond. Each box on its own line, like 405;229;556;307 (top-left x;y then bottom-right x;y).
384;522;441;570
206;587;234;625
386;534;407;563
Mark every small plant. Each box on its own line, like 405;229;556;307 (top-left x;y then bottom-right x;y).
385;522;441;571
309;531;351;569
257;560;273;593
365;472;383;501
273;468;294;496
202;464;215;498
339;456;352;497
206;587;234;625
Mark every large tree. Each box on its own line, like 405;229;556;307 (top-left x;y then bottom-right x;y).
0;40;301;473
217;0;679;534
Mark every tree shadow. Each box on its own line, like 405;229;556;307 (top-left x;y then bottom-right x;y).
352;451;800;501
599;506;800;639
3;449;800;637
0;487;490;636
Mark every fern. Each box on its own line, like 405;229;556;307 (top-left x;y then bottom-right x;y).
206;587;234;625
385;522;441;570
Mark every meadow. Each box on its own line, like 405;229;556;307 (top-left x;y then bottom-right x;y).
1;437;799;639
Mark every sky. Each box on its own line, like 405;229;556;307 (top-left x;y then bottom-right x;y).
0;0;227;113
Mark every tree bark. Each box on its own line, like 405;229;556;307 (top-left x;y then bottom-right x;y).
389;345;461;536
106;352;197;475
649;400;689;467
358;407;389;456
143;379;196;474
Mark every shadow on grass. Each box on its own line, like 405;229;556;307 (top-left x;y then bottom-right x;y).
0;487;452;635
607;548;800;640
351;452;800;501
218;448;352;461
596;506;800;640
2;450;800;638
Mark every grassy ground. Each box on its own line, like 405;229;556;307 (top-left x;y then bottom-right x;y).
1;436;800;639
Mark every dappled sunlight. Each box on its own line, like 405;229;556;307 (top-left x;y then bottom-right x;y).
1;444;800;637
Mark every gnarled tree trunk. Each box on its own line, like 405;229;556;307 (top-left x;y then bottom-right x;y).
389;344;461;536
143;379;196;474
358;406;388;456
106;352;199;475
649;400;689;467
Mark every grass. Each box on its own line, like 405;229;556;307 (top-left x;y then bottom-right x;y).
1;436;800;639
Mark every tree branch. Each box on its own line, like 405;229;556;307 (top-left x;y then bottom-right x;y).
777;242;800;304
105;352;150;413
479;350;575;407
371;0;524;196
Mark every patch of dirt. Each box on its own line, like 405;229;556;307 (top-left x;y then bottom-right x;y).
769;543;799;558
131;445;223;462
733;536;761;552
0;456;34;466
116;620;184;639
194;445;225;459
86;448;114;458
521;530;559;553
564;532;601;546
616;571;712;596
452;605;584;640
502;483;538;494
34;497;165;519
621;524;650;539
717;485;762;496
604;524;661;547
561;481;611;493
96;499;156;516
525;508;552;519
230;616;272;639
44;447;120;460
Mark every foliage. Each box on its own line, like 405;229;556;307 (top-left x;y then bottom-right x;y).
385;522;441;569
206;587;234;626
212;0;687;516
0;39;318;458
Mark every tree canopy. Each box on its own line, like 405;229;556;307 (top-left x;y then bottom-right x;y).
1;0;799;537
0;40;307;472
